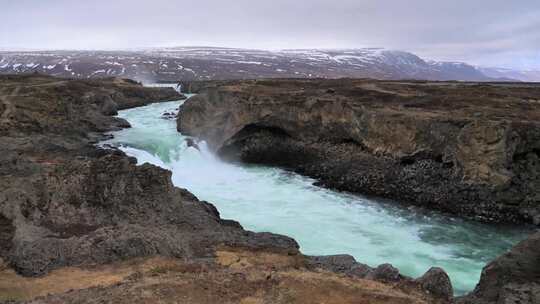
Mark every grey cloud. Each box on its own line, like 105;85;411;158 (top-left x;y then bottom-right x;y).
1;0;539;69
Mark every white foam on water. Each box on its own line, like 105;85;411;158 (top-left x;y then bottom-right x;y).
102;98;531;294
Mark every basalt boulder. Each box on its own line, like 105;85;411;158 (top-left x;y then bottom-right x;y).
415;267;454;301
306;254;454;301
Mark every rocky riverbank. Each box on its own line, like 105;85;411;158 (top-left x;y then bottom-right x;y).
176;78;540;303
0;75;459;303
178;79;540;304
177;78;540;226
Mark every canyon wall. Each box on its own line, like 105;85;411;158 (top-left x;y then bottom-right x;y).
178;79;540;225
0;75;297;277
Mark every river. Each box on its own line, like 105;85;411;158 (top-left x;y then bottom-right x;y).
101;96;531;294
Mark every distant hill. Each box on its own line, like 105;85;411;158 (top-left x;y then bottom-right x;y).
0;47;519;82
478;67;540;82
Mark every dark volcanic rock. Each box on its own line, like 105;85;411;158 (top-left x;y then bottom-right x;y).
306;254;373;276
0;214;14;258
307;255;402;282
456;232;540;304
368;263;401;282
177;78;540;225
6;152;297;276
306;254;454;301
0;74;298;277
415;267;454;301
185;138;200;151
99;97;119;115
161;111;176;120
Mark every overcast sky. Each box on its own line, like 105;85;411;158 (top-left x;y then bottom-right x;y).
2;0;539;69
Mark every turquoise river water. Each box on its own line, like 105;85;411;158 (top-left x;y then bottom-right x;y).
101;97;533;294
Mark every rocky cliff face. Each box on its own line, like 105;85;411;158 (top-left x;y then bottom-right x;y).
0;75;299;277
177;79;540;225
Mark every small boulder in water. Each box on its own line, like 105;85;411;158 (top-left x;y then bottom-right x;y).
115;118;131;129
161;112;176;120
186;138;200;151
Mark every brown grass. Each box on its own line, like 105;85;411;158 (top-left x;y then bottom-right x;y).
0;257;181;301
0;251;443;303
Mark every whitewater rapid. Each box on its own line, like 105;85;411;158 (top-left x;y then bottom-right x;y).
101;97;530;294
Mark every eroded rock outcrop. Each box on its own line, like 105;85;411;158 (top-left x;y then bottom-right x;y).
307;254;454;300
0;75;297;277
456;232;540;304
415;268;454;301
177;78;540;225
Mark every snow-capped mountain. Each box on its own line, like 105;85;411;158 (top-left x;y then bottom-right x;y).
0;47;505;82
